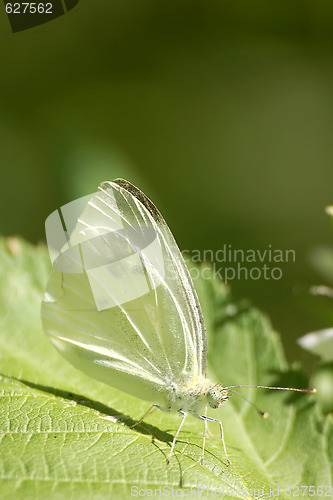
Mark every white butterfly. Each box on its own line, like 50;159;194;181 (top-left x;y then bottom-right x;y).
41;178;314;464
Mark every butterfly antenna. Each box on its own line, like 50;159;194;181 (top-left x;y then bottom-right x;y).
225;384;316;393
227;388;268;418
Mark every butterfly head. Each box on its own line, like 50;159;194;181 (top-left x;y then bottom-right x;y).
206;384;229;409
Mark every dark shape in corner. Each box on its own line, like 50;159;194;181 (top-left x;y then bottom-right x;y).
3;0;80;33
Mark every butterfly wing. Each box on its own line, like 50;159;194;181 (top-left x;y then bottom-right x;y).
41;179;207;407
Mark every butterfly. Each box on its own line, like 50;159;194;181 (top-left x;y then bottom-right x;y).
41;178;315;464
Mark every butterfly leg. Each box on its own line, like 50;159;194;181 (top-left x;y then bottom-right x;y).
201;413;207;465
130;404;157;429
198;415;231;465
206;427;215;439
167;410;187;465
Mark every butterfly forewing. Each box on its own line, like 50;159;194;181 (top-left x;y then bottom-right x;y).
41;179;207;406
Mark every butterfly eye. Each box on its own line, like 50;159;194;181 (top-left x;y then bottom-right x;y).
206;385;228;409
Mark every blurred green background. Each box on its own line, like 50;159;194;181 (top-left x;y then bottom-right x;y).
0;1;332;369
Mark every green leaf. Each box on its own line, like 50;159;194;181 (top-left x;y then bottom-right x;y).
0;238;332;500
